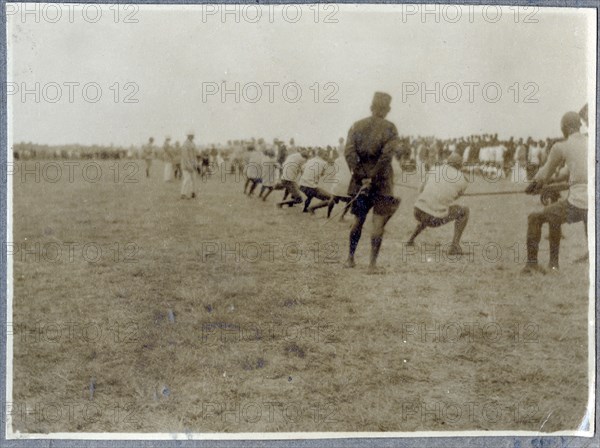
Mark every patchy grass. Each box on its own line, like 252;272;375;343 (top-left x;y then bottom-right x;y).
11;160;590;433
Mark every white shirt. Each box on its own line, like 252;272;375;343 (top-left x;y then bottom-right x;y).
479;146;488;162
327;156;352;197
463;146;471;162
299;156;329;188
281;153;305;182
415;165;468;218
245;150;264;179
528;145;542;165
495;145;506;163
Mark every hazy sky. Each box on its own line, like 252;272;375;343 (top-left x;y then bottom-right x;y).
7;4;596;146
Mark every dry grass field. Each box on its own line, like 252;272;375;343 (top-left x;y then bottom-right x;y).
10;160;591;434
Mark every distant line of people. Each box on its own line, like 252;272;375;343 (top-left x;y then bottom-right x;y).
13;126;571;188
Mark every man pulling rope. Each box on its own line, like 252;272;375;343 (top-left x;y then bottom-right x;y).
522;111;588;274
406;153;470;254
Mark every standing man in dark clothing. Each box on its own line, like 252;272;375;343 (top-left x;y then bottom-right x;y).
344;92;404;273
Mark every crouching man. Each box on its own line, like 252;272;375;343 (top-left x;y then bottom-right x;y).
407;153;469;255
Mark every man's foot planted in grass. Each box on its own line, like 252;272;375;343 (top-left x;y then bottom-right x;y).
521;263;547;275
447;244;465;256
343;258;356;268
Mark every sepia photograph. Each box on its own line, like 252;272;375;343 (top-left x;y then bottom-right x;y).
3;2;597;442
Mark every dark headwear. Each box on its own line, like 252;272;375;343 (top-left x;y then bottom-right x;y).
561;111;582;132
372;92;392;109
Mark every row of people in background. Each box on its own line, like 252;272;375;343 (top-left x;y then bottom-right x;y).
12;144;131;160
413;135;560;181
136;132;560;185
127;126;573;205
11;132;567;180
140;136;227;180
